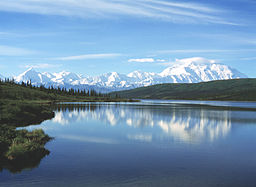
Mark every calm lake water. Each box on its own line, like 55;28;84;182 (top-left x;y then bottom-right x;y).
1;100;256;186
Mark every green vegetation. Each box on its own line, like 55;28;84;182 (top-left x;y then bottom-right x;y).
0;101;55;173
111;78;256;101
0;78;134;173
0;79;133;103
0;125;52;173
0;126;52;161
0;101;55;127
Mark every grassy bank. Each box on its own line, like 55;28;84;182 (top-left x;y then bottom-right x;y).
0;101;55;173
0;101;55;127
0;125;52;173
0;81;136;173
111;78;256;101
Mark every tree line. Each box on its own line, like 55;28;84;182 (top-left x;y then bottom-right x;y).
0;78;119;98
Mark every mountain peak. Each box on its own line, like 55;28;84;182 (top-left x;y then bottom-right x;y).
160;59;247;82
128;70;143;76
24;67;36;73
13;59;248;92
110;72;119;76
19;68;39;78
15;68;50;84
127;70;155;80
170;57;216;67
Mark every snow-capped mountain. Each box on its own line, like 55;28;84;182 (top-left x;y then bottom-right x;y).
0;74;4;80
13;58;247;92
15;68;52;86
158;58;246;83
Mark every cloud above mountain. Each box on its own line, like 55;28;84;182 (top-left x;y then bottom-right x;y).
128;58;167;63
160;57;217;66
128;58;155;63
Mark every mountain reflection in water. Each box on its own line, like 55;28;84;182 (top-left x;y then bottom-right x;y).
2;102;256;186
48;103;239;143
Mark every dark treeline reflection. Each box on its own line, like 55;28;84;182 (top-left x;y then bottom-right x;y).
54;103;100;113
52;103;256;143
0;102;54;174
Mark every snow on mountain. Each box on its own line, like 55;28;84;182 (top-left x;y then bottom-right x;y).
14;68;52;85
90;72;135;89
52;71;81;85
159;58;246;83
0;73;4;80
127;70;157;80
13;58;247;92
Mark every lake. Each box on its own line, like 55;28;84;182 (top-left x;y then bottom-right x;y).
1;100;256;186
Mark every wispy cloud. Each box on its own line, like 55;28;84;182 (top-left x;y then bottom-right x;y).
140;0;217;13
240;57;256;61
196;34;256;46
53;53;121;61
0;31;57;38
0;0;237;25
0;45;37;56
239;39;256;45
24;63;62;69
128;58;155;63
0;32;14;38
128;58;167;63
157;49;256;54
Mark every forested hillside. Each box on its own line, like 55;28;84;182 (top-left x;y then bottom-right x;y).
111;79;256;101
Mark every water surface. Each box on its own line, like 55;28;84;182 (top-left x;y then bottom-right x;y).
1;101;256;186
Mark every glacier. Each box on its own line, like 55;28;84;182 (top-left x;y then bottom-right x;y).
12;59;247;92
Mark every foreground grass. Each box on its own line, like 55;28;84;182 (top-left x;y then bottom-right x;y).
0;126;52;160
0;125;52;173
0;100;55;173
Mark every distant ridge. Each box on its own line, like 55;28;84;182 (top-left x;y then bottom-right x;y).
13;58;247;92
110;79;256;101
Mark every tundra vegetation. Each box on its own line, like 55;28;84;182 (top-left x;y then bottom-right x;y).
0;78;134;173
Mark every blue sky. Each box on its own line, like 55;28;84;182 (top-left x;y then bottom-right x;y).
0;0;255;77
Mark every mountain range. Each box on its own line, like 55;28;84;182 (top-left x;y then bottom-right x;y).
2;58;247;92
